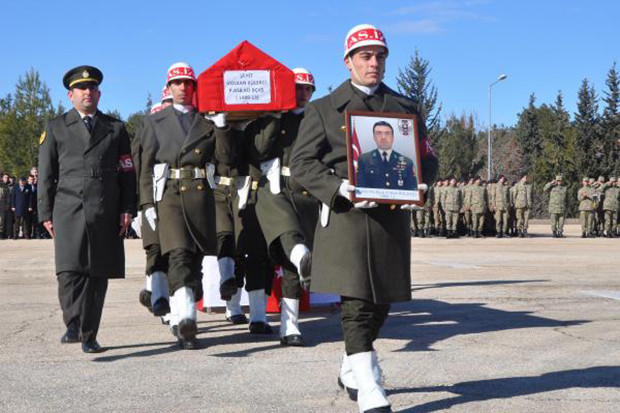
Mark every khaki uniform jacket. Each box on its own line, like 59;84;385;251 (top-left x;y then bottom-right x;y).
514;181;532;209
468;184;488;214
577;186;595;211
493;184;510;211
38;109;136;277
602;184;620;211
290;80;439;304
139;106;235;255
543;182;567;214
443;186;462;212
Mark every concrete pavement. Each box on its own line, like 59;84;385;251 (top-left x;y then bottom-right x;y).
1;223;619;412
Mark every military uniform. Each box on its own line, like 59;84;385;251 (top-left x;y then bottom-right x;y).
422;184;434;236
253;107;320;343
493;181;510;237
467;182;487;237
513;180;532;237
131;111;171;318
291;79;438;347
432;182;445;235
442;184;462;237
39;86;136;347
594;176;606;236
601;178;620;237
139;102;235;347
543;177;568;237
356;149;417;190
462;182;473;236
577;181;595;237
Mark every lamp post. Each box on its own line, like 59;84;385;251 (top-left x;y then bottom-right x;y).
488;73;507;181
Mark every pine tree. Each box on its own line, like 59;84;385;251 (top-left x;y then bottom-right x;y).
437;114;482;179
396;49;443;144
515;93;540;173
574;78;601;178
0;69;61;176
601;62;620;173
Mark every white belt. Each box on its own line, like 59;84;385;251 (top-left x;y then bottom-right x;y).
216;176;233;186
168;167;206;179
281;166;291;177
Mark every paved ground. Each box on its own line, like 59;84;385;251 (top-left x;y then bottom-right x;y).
1;223;620;412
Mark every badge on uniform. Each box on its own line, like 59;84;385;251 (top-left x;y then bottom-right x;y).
39;131;46;145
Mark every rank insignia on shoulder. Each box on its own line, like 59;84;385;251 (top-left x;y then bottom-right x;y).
39;131;46;145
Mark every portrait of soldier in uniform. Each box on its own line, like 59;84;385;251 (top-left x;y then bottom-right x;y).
355;119;418;192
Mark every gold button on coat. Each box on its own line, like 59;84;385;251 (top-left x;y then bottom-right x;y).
194;149;201;155
181;186;187;192
197;185;204;191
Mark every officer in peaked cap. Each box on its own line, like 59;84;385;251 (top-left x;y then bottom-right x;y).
62;66;103;90
38;65;136;353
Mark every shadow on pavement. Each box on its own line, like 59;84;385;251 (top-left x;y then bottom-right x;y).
393;366;620;412
94;279;588;361
412;279;548;292
385;299;587;352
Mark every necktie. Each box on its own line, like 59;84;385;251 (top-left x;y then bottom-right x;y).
382;151;389;164
83;116;93;133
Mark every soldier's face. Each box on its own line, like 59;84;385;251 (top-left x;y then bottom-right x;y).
168;79;195;105
345;46;387;87
68;83;100;114
373;125;394;150
295;84;314;108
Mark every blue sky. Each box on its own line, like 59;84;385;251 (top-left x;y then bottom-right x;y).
1;0;618;127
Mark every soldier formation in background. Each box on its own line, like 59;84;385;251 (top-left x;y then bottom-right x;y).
412;174;620;239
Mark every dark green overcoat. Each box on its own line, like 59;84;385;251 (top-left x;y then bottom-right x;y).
290;81;438;303
38;109;136;278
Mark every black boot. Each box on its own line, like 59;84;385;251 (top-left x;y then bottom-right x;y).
420;229;426;238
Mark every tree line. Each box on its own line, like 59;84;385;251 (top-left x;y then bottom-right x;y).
1;58;618;218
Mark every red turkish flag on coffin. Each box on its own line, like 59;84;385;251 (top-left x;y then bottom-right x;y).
197;41;296;115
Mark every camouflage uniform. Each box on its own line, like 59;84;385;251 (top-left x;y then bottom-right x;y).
593;176;606;236
493;181;511;237
462;181;473;236
577;179;596;237
443;183;462;237
410;205;426;237
467;181;487;237
433;182;445;236
513;179;532;237
543;176;567;237
423;185;434;236
602;177;620;237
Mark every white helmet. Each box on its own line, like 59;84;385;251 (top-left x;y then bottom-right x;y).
166;62;196;84
161;85;172;102
343;24;388;58
292;67;315;90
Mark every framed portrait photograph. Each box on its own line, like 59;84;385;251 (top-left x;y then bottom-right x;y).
345;110;423;205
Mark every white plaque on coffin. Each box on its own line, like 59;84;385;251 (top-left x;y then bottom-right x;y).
223;70;271;105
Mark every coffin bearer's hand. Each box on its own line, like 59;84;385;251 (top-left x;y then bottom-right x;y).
339;180;355;198
354;200;378;209
119;213;132;237
43;220;54;238
205;112;227;128
144;207;157;231
418;183;428;193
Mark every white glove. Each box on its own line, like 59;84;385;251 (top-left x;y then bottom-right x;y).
339;180;355;198
205;113;227;128
400;204;417;210
354;200;378;209
144;207;157;231
418;183;428;193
